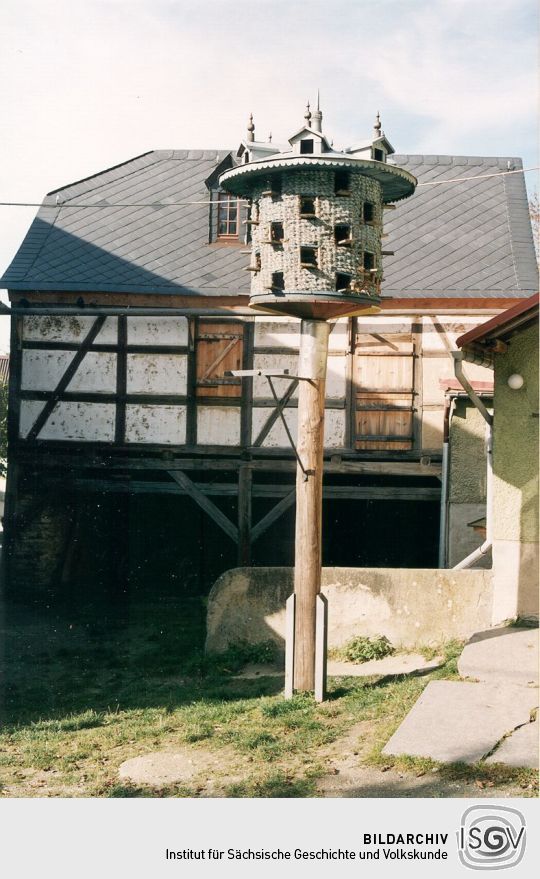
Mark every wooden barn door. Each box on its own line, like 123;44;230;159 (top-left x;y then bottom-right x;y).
195;321;243;397
353;330;415;451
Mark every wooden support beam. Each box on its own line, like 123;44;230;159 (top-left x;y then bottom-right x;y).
237;464;252;565
26;316;107;441
293;320;329;693
251;489;296;542
167;470;238;543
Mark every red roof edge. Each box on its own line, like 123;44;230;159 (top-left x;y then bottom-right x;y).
456;293;539;348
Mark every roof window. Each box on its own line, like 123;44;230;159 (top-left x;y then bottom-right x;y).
217;192;239;238
300;139;314;154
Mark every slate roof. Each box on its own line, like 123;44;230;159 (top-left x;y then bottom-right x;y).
1;151;537;299
384;155;538;297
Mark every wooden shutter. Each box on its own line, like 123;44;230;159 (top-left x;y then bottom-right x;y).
354;332;415;450
195;321;243;398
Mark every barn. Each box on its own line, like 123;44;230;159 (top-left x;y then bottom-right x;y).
0;111;537;605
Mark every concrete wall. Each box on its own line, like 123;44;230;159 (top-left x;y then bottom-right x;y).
447;398;491;568
206;566;493;653
492;321;539;621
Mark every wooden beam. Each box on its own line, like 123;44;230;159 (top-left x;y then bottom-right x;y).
237;464;252;564
251;489;296;542
252;379;299;446
63;479;440;501
167;470;238;543
293;320;329;692
26;316;107;441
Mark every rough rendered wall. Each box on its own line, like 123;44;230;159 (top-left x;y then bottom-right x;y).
492;322;539;620
206;566;493;653
250;169;383;293
447;399;491;568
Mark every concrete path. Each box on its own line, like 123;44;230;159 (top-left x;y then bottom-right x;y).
383;626;539;768
233;653;442;680
458;626;538;687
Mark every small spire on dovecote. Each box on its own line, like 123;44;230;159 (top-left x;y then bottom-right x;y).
311;89;323;132
373;111;382;140
268;132;272;143
304;101;311;126
247;113;255;143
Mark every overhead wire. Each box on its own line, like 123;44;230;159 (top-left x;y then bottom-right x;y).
0;166;537;209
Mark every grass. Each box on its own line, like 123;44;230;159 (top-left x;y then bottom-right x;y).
0;595;537;798
329;634;394;664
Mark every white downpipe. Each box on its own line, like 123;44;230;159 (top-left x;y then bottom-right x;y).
438;440;450;568
452;352;493;570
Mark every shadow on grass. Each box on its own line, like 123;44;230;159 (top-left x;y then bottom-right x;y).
0;592;284;728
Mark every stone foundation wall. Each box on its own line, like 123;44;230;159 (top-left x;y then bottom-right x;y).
206;566;493;653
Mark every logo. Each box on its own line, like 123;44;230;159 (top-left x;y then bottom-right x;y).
458;805;526;870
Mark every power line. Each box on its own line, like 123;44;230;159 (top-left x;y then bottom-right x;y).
0;166;537;208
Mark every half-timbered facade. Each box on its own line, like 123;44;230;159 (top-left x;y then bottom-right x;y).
1;132;537;594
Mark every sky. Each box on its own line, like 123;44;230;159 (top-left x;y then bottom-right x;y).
0;0;538;351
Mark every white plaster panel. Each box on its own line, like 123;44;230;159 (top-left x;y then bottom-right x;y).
356;316;412;334
125;405;186;444
22;316;117;343
254;318;300;349
197;406;241;446
127;317;188;346
324;409;346;447
326;355;347;399
252;406;345;448
21;350;116;393
22;401;116;441
22;350;75;391
252;353;299;399
252;406;298;448
126;354;188;394
67;353;117;393
328;319;349;352
19;401;46;439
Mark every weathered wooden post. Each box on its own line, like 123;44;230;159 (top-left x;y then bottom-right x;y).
220;103;416;698
293;319;329;691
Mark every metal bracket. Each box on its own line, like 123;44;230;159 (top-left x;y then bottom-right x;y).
227;369;313;479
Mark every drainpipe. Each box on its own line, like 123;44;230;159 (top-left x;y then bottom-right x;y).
452;351;493;570
438;394;453;568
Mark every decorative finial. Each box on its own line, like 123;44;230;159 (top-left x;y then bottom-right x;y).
373;111;382;139
304;101;312;126
247;113;255;143
268;132;272;143
311;90;323;133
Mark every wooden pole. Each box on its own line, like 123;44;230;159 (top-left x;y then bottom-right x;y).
293;319;330;692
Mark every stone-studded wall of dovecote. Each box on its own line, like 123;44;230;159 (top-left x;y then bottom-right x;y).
249;169;384;294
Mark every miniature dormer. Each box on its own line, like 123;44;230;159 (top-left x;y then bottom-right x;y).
288;101;331;155
346;113;395;163
236;115;277;164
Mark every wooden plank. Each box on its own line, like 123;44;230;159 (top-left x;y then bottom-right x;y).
168;470;239;543
26;316;107;441
252;379;299;446
195;320;244;399
185;318;197;445
115;316;127;444
240;321;254;449
413;325;423;451
237;464;252;564
293;320;329;693
52;479;441;501
284;594;296;699
251;489;296;541
314;594;328;703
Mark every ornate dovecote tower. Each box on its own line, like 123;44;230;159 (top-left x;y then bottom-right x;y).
220;104;417;696
219;102;416;319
